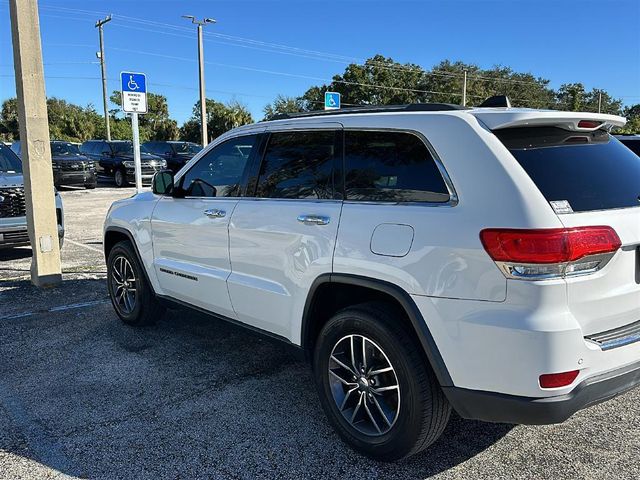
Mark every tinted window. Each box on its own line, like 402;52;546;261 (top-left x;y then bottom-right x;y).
256;130;336;199
619;139;640;156
344;131;450;202
172;142;202;155
51;142;80;155
0;145;22;173
495;127;640;212
10;141;21;156
180;135;257;197
80;142;93;154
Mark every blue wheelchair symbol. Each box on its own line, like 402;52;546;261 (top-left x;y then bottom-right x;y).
121;72;146;93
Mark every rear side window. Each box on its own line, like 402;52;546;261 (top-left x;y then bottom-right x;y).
255;130;337;199
344;131;450;202
495;127;640;213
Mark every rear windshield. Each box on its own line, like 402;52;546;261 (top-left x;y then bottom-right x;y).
495;127;640;213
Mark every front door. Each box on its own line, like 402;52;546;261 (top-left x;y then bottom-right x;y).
151;133;261;318
227;125;343;340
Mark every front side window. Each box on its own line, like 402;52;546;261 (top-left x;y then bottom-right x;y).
255;130;337;199
179;135;257;197
344;131;450;202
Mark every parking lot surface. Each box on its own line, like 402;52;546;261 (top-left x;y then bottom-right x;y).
0;185;638;480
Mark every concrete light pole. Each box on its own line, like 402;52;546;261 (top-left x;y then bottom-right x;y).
462;70;468;107
95;15;112;141
182;15;216;147
9;0;62;287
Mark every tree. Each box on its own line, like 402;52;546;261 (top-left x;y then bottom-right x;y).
263;94;306;120
615;104;640;134
180;99;254;143
555;83;622;114
110;91;179;141
300;54;431;108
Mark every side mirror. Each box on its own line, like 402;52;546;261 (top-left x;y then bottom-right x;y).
152;169;174;195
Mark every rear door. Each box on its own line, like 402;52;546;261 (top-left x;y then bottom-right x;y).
227;124;343;340
150;133;260;318
495;128;640;335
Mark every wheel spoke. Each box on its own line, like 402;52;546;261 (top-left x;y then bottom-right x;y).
351;392;364;422
372;385;399;394
368;366;393;376
330;355;357;377
329;369;357;387
371;395;393;427
362;336;368;371
363;397;382;434
340;386;358;411
349;335;357;372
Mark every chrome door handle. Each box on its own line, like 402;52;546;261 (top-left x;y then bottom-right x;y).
297;214;330;226
204;208;226;218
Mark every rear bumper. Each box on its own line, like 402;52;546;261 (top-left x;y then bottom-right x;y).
444;358;640;425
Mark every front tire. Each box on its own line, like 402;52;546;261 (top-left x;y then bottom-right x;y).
114;169;128;188
107;240;164;326
313;302;451;461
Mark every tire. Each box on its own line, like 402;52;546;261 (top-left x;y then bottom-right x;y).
114;169;128;188
313;302;451;461
84;182;96;189
107;240;164;326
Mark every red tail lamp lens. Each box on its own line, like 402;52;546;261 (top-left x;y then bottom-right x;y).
539;370;580;389
577;120;602;129
480;227;621;264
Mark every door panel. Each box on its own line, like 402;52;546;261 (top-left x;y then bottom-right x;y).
151;197;238;318
228;199;342;339
227;125;343;342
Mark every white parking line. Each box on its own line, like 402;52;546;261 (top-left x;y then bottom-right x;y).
65;238;103;253
0;299;110;321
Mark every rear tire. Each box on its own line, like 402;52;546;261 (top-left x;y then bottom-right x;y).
313;302;451;461
114;169;128;188
107;240;164;326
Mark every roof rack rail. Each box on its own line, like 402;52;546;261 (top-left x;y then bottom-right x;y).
268;103;469;121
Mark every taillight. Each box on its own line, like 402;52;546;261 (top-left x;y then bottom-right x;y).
539;370;580;389
480;227;621;280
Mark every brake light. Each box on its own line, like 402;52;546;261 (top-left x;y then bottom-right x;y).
480;227;621;279
577;120;601;129
539;370;579;389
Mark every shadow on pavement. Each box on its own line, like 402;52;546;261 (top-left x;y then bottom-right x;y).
0;247;32;263
0;277;512;479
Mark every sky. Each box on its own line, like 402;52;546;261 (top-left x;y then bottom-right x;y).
1;0;639;125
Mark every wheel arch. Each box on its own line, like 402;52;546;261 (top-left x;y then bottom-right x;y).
104;226;157;295
301;273;453;387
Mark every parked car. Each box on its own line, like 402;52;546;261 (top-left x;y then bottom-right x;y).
615;134;640;156
80;140;166;187
1;143;64;249
142;141;202;173
11;140;97;189
103;100;640;461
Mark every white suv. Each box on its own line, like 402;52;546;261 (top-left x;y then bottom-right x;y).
103;102;640;461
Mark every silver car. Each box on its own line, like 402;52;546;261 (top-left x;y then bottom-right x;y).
0;143;64;249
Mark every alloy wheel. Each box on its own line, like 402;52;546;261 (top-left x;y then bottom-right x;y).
328;334;400;436
110;255;137;315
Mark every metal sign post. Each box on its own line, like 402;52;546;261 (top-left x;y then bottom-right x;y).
120;71;147;193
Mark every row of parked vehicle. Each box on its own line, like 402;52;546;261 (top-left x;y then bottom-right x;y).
9;140;202;189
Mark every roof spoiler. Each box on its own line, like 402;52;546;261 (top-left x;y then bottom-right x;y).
479;95;511;108
470;110;627;131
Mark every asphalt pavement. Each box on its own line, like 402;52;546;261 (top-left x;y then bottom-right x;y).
0;184;638;479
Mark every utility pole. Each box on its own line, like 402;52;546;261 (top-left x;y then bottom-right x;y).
462;70;468;107
95;15;112;141
9;0;61;287
183;15;216;147
598;91;603;113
